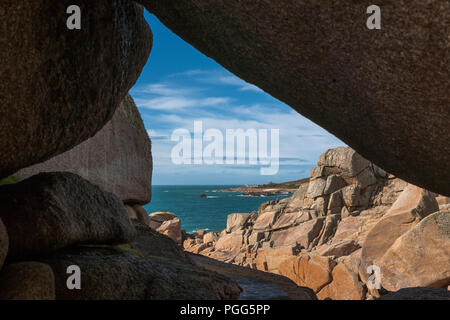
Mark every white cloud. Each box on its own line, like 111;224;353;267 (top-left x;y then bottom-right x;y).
216;76;263;92
132;68;345;184
133;82;232;111
136;96;231;111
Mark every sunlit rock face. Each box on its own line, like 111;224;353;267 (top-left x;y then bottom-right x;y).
184;147;449;300
0;0;152;178
140;0;450;196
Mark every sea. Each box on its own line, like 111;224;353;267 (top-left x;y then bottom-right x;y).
143;185;292;233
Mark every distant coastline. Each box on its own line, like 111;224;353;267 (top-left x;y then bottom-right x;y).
217;178;309;196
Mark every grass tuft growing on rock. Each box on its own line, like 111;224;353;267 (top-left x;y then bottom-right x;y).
0;176;18;186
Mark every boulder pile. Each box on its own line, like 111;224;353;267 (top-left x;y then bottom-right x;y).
184;147;450;300
0;89;240;299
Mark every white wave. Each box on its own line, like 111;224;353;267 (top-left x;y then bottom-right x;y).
190;228;210;233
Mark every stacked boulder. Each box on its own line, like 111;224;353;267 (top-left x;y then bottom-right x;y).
0;172;136;299
0;93;240;299
0;0;242;301
185;147;450;299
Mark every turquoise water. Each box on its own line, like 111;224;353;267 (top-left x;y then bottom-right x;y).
143;185;291;233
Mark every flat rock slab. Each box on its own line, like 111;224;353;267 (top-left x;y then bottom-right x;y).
0;172;136;260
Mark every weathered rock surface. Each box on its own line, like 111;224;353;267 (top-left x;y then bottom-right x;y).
378;211;450;291
44;222;241;300
132;222;188;263
361;184;439;262
126;205;151;226
0;218;7;269
148;212;182;244
0;262;55;300
0;172;136;259
0;0;152;178
279;254;335;293
377;287;450;300
437;196;450;211
157;218;182;244
141;0;450;196
203;232;220;244
148;212;178;229
317;262;366;300
14;95;152;204
317;240;360;258
226;213;250;233
215;231;244;252
184;147;446;299
271;218;325;249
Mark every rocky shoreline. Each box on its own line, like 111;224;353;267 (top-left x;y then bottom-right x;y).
182;147;450;300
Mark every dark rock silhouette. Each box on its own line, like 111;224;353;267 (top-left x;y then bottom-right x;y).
0;0;152;178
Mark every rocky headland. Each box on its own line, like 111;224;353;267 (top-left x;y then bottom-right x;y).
218;179;309;197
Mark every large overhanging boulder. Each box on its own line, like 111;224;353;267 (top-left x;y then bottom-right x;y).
140;0;450;195
0;0;152;178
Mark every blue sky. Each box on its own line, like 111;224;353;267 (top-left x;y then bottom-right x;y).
130;12;344;185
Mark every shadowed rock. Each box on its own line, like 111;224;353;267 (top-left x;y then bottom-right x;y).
0;0;152;178
0;219;7;270
0;262;55;300
43;223;241;300
378;287;450;300
0;172;136;260
140;0;450;196
14;95;153;204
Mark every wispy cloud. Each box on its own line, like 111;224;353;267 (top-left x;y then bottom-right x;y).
131;69;345;184
215;75;263;92
133;83;231;111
